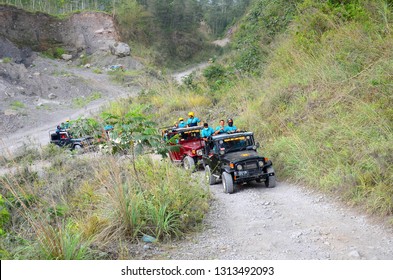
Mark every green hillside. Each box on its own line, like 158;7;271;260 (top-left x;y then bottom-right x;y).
142;0;393;216
236;0;393;215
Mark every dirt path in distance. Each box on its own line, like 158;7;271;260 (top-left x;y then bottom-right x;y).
0;57;140;156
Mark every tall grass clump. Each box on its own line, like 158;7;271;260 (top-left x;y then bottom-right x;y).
95;156;209;242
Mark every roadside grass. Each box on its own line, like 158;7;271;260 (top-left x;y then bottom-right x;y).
108;69;144;85
1;57;12;63
92;68;103;74
72;91;102;108
0;147;210;259
51;70;74;77
10;101;25;110
94;156;209;243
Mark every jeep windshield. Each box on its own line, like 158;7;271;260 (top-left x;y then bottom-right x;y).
216;134;255;153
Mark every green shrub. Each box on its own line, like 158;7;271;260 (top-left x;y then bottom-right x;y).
97;156;209;241
42;47;66;59
1;57;12;63
0;194;11;236
10;101;25;110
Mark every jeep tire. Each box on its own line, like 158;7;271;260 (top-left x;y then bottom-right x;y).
183;156;195;171
265;167;276;188
222;172;234;194
74;144;82;150
205;165;216;185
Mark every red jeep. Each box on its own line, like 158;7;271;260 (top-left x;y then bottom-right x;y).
164;125;205;170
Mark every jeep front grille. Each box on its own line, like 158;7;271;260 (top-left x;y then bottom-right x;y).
244;162;258;170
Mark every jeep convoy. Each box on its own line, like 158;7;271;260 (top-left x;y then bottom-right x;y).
50;121;276;193
165;126;276;194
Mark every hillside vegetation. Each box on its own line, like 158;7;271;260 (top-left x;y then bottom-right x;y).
137;0;393;216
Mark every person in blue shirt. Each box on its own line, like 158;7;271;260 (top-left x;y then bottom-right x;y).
201;122;214;141
178;117;187;128
64;119;71;129
214;119;225;135
224;118;240;133
186;112;200;127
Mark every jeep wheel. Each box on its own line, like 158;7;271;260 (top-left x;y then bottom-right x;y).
265;167;276;188
205;166;216;185
74;145;82;150
183;156;195;171
222;172;234;194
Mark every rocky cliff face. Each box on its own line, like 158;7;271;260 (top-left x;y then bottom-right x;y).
0;5;119;57
0;5;142;137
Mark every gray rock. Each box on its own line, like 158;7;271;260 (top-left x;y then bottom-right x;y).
109;42;130;57
348;250;361;259
61;54;72;61
16;86;26;95
48;93;57;99
4;109;18;116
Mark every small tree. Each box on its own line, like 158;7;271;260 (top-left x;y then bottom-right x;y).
102;106;166;183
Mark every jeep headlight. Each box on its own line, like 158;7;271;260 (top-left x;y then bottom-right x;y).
197;149;203;156
237;164;243;171
258;161;264;168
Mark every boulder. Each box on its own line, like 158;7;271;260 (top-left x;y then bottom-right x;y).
109;42;130;57
61;54;72;61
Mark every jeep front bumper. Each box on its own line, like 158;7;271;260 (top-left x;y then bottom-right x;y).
234;169;274;183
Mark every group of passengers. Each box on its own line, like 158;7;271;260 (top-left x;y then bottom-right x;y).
175;111;201;128
201;118;239;141
55;119;71;134
173;111;240;141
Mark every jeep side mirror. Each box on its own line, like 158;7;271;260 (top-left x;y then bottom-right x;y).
256;142;260;149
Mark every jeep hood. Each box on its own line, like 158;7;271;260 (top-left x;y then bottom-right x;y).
222;150;262;163
181;141;204;150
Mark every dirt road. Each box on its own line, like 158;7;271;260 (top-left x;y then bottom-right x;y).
163;178;393;260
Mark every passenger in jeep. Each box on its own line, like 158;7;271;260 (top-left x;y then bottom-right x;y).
201;122;214;141
178;117;186;128
224;118;240;133
186;112;201;127
214;119;226;135
55;125;61;134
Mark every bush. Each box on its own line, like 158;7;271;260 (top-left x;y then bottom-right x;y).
96;156;209;242
42;47;66;59
0;194;11;236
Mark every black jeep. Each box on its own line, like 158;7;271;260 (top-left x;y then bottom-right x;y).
202;131;276;194
49;130;94;151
